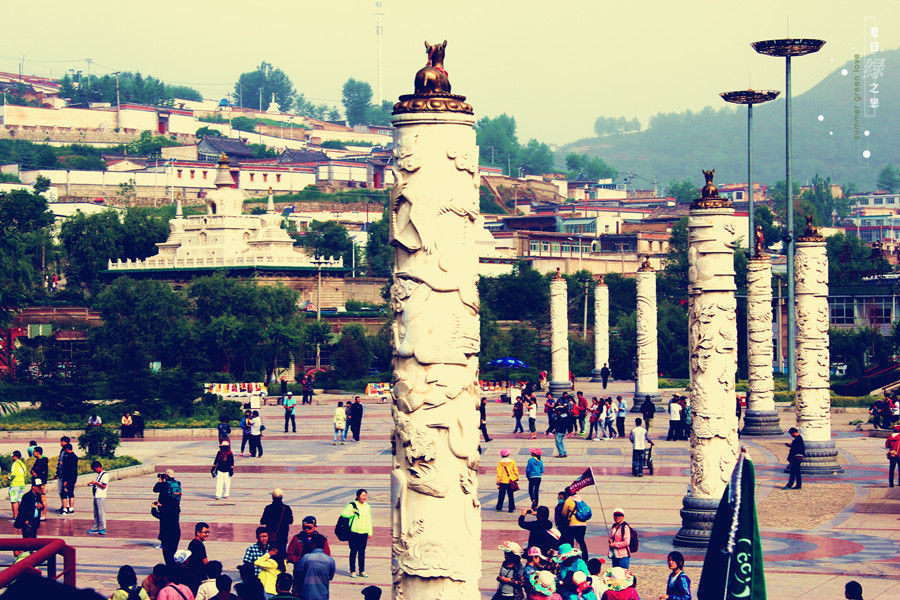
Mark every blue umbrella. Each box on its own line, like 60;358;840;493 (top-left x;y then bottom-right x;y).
488;357;529;388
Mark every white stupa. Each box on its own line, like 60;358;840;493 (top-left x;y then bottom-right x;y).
108;155;343;271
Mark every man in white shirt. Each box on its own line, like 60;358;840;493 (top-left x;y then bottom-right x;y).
249;410;264;457
667;398;682;441
87;460;108;535
527;397;538;439
629;418;653;477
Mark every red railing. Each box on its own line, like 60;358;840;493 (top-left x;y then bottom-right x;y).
0;538;76;588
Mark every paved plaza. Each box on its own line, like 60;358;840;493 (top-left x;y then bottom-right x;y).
1;379;898;599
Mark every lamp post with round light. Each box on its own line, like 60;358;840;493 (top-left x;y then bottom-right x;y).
751;38;825;390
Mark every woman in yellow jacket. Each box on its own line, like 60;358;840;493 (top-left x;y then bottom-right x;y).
253;546;285;597
560;487;590;561
341;488;373;577
496;448;520;512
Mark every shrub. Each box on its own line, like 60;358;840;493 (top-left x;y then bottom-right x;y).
77;427;121;458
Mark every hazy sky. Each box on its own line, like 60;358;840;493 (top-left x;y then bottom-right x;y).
3;1;898;144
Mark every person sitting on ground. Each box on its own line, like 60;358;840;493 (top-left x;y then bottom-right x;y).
253;546;286;598
195;561;223;600
599;567;639;600
112;565;150;600
141;564;167;600
213;575;235;600
845;581;864;600
270;573;295;600
156;565;196;600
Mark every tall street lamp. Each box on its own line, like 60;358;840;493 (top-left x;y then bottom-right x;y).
751;38;825;390
720;89;779;253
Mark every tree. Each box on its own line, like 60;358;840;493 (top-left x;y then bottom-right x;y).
195;126;223;138
233;62;297;111
366;210;392;277
295;220;353;265
478;261;549;322
565;153;617;180
121;208;170;260
58;210;123;292
518;139;556;175
826;233;891;285
664;178;698;203
341;79;373;126
125;131;179;157
877;164;899;193
475;114;519;175
58;71;201;107
754;204;782;249
331;324;372;378
365;101;394;127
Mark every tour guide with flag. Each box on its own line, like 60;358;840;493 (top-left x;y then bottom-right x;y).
697;448;766;600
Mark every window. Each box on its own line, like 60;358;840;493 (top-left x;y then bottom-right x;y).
541;242;550;252
276;174;281;183
263;174;268;182
530;241;539;253
828;298;854;325
862;297;891;324
561;243;571;253
27;324;52;338
735;191;744;200
249;173;255;182
190;170;195;179
177;169;183;178
551;242;560;253
874;197;883;204
202;171;207;179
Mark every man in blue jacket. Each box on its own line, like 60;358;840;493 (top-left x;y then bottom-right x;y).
293;535;335;600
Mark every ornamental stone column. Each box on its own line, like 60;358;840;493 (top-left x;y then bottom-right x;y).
549;269;571;395
743;249;781;435
591;275;609;382
389;41;482;600
634;260;660;407
674;170;740;548
794;219;842;474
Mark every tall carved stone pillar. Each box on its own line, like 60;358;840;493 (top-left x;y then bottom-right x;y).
591;276;609;382
674;171;740;548
633;261;660;407
794;223;842;474
743;256;781;435
389;43;482;600
549;271;571;394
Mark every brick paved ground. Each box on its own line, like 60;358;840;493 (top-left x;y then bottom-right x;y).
1;378;898;599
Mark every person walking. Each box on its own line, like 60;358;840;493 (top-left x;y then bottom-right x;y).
53;436;68;514
588;398;602;441
217;415;231;445
349;396;364;442
9;450;27;519
527;395;538;439
212;441;234;500
514;397;525;434
302;376;314;405
600;363;611;390
604;399;617;440
639;396;656;432
29;446;48;520
260;488;294;554
293;535;335;600
479;396;492;442
560;488;590;562
59;442;79;515
615;397;627;438
280;377;288;398
553;399;569;458
333;402;348;445
886;424;900;487
496;449;520;512
249;410;264;458
662;551;691;600
86;460;109;535
283;393;297;433
153;470;182;568
526;448;544;509
341;489;373;578
576;392;589;435
13;479;43;540
629;419;652;477
667;397;682;441
784;427;805;489
239;410;252;456
607;509;632;568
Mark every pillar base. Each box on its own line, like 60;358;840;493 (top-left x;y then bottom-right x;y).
673;495;719;548
590;369;605;382
741;409;782;436
630;393;662;412
549;381;571;395
781;440;843;475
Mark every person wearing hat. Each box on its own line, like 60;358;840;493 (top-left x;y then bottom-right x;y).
886;424;900;487
361;585;383;600
526;448;544;509
529;570;561;600
495;542;524;600
607;509;632;569
523;546;546;591
599;567;638;600
569;571;598;600
261;489;294;554
496;449;520;512
554;543;589;600
13;478;43;539
212;440;234;500
287;515;332;564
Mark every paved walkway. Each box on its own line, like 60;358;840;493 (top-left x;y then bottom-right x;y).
0;379;897;599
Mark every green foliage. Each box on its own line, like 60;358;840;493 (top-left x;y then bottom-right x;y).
364;101;394;127
342;79;373;126
0;172;21;183
125;131;180;157
609;312;636;380
830;327;891;379
664;178;698;203
479;186;506;214
564;153;617;180
294;220;353;264
754;204;782;248
0;139;109;171
199;114;228;124
877;164;899;193
331;324;372;378
365;210;392;277
476;114;520;175
478;261;549;323
0;454;139;487
195;126;223;138
519;139;555;175
593;116;640;137
59;71;201;107
233;62;297;111
321;140;347;150
77;426;120;458
568;334;593;377
248;143;279;159
826;233;891;285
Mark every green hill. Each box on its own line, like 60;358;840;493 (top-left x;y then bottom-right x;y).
564;49;900;190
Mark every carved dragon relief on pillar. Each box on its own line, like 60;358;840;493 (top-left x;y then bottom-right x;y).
389;64;482;597
550;274;569;384
635;267;658;394
746;259;774;410
594;280;609;370
686;203;739;499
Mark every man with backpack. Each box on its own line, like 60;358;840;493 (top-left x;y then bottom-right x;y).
607;508;637;568
560;487;591;561
153;469;183;568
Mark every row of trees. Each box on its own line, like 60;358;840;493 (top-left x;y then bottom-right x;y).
475;114;558;176
59;71;201;106
593;116;641;137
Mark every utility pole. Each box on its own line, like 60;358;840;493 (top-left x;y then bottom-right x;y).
86;58;92;94
112;71;121;129
583;279;589;339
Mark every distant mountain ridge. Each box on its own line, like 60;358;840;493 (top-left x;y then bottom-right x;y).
563;49;900;191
